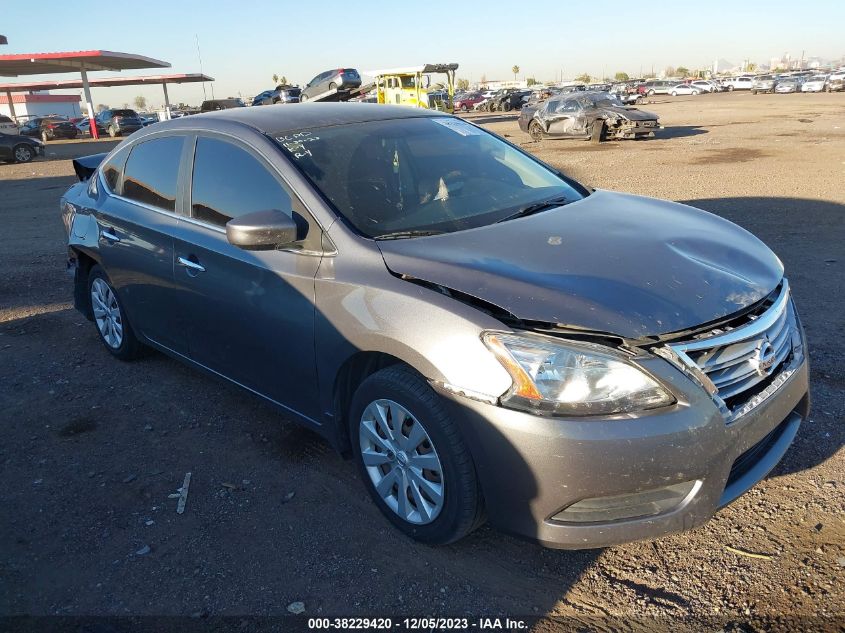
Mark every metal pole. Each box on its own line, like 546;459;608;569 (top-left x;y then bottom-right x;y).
5;90;16;123
81;68;98;140
162;83;171;120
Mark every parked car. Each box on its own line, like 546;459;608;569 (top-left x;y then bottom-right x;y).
775;78;802;94
642;80;675;95
519;91;660;142
199;99;246;113
60;103;809;549
453;92;485;111
725;76;755;91
19;116;79;142
0;114;18;135
689;80;715;93
300;69;362;101
96;109;144;137
800;75;828;93
826;72;845;92
0;133;43;162
253;85;302;106
751;75;778;94
669;84;701;96
138;112;160;126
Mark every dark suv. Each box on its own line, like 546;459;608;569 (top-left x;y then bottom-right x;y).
253;85;302;106
200;99;246;112
19;117;78;142
97;109;144;137
300;68;361;101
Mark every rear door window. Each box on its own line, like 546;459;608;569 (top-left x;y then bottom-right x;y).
190;136;293;228
122;136;184;211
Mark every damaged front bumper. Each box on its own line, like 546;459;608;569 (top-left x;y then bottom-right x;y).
607;120;660;140
433;345;809;549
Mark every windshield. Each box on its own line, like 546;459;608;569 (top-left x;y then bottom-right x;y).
111;110;137;117
585;92;625;107
274;117;584;238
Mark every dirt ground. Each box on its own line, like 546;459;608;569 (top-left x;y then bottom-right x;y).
1;92;843;630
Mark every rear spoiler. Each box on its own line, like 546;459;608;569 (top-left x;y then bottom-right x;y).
72;153;108;182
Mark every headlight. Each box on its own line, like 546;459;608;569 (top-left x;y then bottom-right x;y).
482;332;674;416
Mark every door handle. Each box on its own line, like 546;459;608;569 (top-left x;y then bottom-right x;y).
177;256;206;273
100;228;120;242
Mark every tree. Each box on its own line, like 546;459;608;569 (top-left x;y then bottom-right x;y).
480;73;487;86
511;65;520;81
575;72;592;83
664;66;676;78
676;66;689;77
614;71;630;81
526;77;538;86
133;95;147;110
272;74;288;86
456;78;469;90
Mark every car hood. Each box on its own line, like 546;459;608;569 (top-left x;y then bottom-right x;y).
599;105;658;121
376;190;783;339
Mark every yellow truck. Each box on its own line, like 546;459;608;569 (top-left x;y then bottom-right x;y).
366;63;459;113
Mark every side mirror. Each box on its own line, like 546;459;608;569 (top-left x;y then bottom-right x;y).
225;209;301;250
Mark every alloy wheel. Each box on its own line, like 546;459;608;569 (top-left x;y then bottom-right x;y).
91;278;124;349
14;145;33;162
359;399;445;525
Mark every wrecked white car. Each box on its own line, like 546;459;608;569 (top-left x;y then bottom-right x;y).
518;91;660;143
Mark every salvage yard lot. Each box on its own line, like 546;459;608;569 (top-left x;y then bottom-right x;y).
1;92;843;627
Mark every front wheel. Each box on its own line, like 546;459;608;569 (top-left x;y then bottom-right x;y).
528;120;544;141
108;126;117;138
501;101;512;112
728;85;735;91
350;366;484;545
13;144;34;163
647;89;655;96
300;93;308;102
41;131;49;143
671;91;678;96
88;265;143;360
328;82;337;91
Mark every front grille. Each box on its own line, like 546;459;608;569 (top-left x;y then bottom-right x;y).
663;280;801;422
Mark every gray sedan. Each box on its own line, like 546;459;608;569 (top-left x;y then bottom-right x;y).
60;104;809;548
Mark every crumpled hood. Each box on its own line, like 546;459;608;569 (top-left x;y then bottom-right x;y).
377;190;783;338
601;105;658;121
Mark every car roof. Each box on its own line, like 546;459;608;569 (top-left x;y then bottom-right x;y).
156;103;446;135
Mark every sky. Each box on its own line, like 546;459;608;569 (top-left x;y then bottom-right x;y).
2;0;843;109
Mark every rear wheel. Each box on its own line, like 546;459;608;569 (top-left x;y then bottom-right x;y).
501;100;512;112
13;144;33;163
528;120;544;141
590;119;606;143
647;89;655;96
300;93;308;102
349;365;484;545
460;104;468;112
671;91;678;96
88;266;142;360
751;89;757;95
728;85;735;91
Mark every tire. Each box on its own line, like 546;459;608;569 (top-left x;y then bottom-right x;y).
13;144;34;163
590;119;606;143
108;126;116;138
460;104;468;112
728;85;734;91
501;100;512;112
647;89;655;96
751;89;757;95
692;90;700;95
300;93;308;102
528;120;544;141
87;265;143;360
41;131;49;143
349;365;484;545
329;82;337;91
671;91;678;96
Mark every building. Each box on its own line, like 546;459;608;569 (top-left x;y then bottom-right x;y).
0;92;81;121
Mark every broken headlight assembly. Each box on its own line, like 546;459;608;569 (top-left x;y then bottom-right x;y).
482;332;675;416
